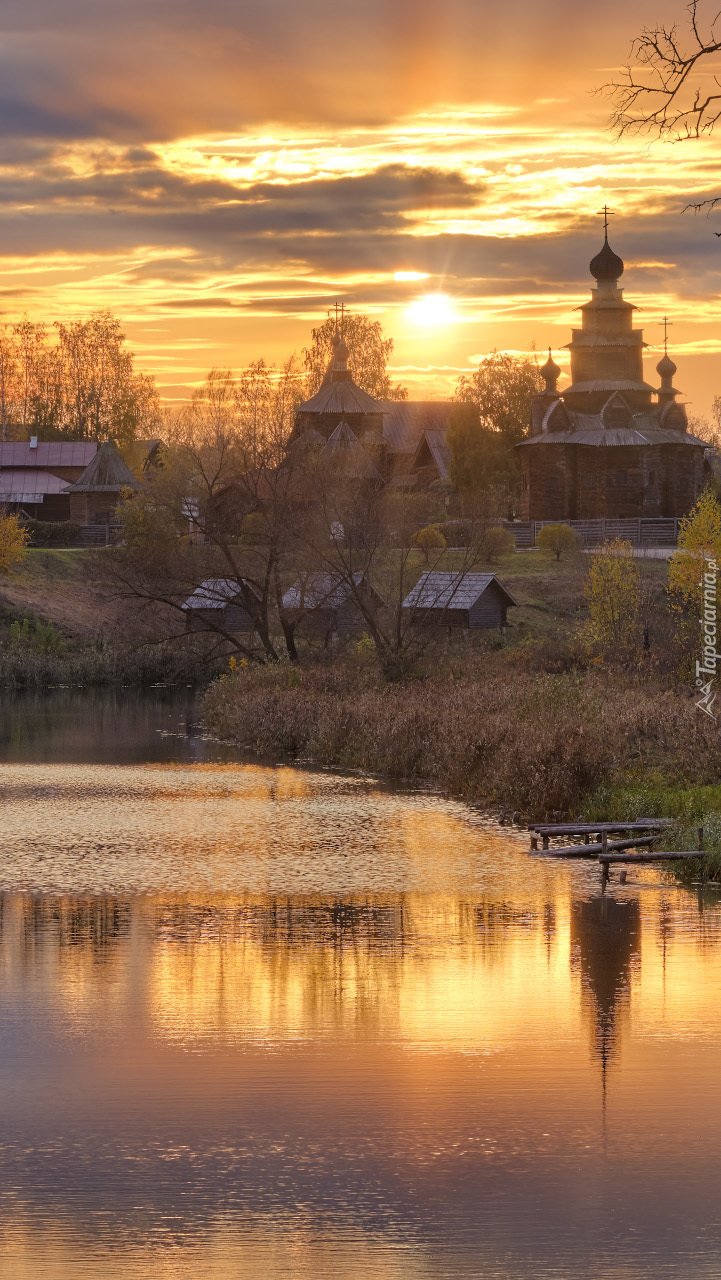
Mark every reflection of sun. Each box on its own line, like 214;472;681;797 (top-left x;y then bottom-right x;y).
407;293;455;327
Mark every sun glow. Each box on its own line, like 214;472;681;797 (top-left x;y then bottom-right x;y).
407;292;456;327
394;271;430;282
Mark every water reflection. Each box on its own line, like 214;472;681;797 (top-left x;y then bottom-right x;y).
1;698;721;1277
571;896;641;1074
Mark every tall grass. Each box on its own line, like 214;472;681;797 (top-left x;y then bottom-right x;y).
0;639;214;688
203;659;721;818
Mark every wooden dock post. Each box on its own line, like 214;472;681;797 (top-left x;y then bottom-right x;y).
601;830;609;888
542;835;549;850
530;836;538;851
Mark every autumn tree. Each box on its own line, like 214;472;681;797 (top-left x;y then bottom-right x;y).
0;513;29;573
582;539;644;656
303;312;407;400
0;311;161;449
668;487;721;612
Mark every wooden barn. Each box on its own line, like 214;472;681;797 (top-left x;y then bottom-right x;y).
282;572;385;640
182;578;261;634
402;571;517;631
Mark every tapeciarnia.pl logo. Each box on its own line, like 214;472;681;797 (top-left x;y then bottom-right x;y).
696;558;718;718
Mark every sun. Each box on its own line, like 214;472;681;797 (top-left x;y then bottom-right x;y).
407;293;455;327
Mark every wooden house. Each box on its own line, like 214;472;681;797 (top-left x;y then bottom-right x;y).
0;439;97;520
402;571;517;631
63;441;139;525
282;572;385;640
182;578;261;634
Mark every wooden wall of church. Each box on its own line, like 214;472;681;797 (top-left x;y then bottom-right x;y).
520;444;705;521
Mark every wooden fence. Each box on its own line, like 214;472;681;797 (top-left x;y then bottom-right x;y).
503;518;680;549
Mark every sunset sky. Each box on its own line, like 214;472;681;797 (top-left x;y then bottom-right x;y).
4;0;721;415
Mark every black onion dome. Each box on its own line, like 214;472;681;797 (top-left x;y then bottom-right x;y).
656;352;677;379
540;350;561;383
590;237;624;282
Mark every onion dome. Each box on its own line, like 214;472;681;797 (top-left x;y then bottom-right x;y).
590;237;624;282
540;349;561;391
656;351;677;380
335;335;349;363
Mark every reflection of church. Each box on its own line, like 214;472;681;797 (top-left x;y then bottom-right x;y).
518;229;707;521
570;895;641;1073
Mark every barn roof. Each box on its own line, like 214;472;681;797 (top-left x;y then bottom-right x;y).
63;441;140;492
182;578;261;610
0;440;97;468
282;571;383;611
402;571;518;610
380;400;455;453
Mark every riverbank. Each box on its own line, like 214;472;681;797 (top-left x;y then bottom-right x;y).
202;656;720;820
0;548;217;687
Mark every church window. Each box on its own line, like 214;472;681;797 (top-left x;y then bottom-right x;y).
616;470;628;487
649;470;656;485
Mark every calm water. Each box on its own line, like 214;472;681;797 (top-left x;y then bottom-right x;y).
0;689;720;1279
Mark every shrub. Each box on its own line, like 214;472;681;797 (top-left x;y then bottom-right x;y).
475;526;515;563
22;519;81;548
412;524;446;562
9;616;65;653
536;522;581;560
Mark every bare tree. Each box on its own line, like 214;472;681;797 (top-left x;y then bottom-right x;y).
110;358;307;664
290;458;491;680
605;1;721;209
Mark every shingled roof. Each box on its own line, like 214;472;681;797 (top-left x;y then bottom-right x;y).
320;421;383;480
63;441;140;492
402;571;518;611
297;380;384;416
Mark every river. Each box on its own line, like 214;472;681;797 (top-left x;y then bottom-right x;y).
0;687;720;1279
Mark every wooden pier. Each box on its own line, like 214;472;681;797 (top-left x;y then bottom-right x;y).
526;818;709;880
527;820;671;853
536;835;658;859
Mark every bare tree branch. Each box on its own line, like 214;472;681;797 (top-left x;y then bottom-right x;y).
604;1;721;146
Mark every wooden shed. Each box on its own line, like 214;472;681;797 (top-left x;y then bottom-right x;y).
402;571;518;630
282;572;385;640
182;578;260;634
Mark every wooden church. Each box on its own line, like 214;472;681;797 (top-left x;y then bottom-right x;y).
517;225;707;520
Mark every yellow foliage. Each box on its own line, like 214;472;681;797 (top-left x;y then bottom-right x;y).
0;513;29;574
668;488;721;612
582;538;642;655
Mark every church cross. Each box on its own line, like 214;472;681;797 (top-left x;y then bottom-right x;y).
597;204;615;237
333;300;347;332
661;315;673;353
